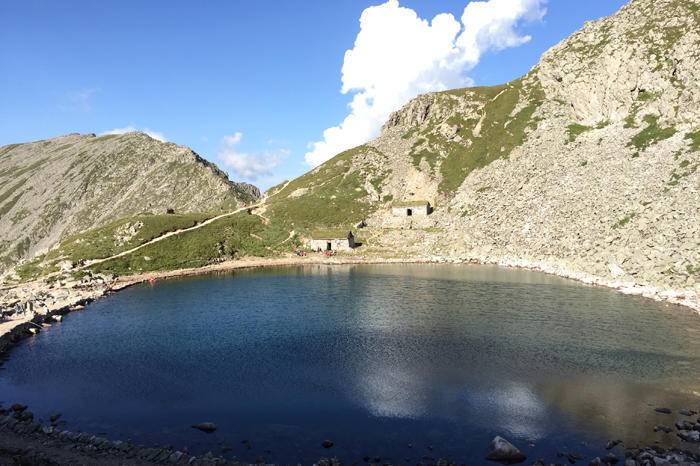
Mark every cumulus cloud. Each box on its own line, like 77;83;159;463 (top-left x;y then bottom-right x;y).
100;126;167;142
218;132;289;181
305;0;546;166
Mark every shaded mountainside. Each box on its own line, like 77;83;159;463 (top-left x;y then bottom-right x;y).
266;0;700;296
0;132;259;269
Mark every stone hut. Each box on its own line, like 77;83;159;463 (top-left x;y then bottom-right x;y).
308;230;356;252
391;200;431;217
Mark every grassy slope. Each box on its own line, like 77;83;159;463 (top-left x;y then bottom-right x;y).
12;211;297;280
406;74;545;195
14;213;213;279
88;212;293;275
264;145;387;234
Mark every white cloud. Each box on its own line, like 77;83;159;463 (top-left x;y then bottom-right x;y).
218;132;289;181
100;126;167;142
305;0;546;166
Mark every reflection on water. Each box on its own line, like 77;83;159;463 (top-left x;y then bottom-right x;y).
0;264;698;463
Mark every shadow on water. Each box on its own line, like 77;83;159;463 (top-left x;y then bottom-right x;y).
0;264;698;463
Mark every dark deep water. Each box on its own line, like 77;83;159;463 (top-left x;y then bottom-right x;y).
1;264;699;464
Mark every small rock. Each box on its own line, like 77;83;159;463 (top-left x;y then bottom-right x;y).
653;425;672;433
589;457;603;466
486;436;527;464
11;404;27;413
603;453;619;464
322;440;334;449
678;409;697;416
677;430;700;442
191;422;217;433
654;407;672;414
50;413;62;423
605;440;622;450
675;420;694;431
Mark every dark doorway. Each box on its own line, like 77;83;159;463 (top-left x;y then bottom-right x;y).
326;242;332;251
407;209;413;216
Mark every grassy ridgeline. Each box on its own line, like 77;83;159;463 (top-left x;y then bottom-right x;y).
15;212;296;279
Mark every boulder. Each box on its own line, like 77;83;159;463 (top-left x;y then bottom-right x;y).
485;436;527;464
191;422;217;433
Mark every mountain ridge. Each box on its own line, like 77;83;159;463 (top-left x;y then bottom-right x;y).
0;131;260;269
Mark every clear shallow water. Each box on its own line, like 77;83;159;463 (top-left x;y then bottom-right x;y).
1;264;700;464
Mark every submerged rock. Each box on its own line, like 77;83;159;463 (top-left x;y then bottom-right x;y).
654;425;672;433
678;430;700;442
654;407;672;414
321;440;334;449
486;436;527;464
605;440;622;450
675;420;695;431
191;422;217;433
11;404;27;413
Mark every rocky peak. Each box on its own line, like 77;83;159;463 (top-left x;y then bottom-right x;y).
538;0;700;127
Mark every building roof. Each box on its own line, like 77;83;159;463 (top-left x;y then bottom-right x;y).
310;229;354;240
392;200;431;207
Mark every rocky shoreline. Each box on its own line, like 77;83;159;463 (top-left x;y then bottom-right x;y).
1;401;699;465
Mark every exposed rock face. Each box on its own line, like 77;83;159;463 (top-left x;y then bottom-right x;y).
0;132;260;269
269;0;699;309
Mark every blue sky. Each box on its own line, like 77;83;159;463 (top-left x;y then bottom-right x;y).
0;0;627;190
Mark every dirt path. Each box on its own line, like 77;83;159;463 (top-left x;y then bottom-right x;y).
79;202;263;269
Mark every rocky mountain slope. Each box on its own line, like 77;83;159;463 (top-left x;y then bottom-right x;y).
0;132;259;269
267;0;700;304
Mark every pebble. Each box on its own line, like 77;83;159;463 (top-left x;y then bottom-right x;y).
654;407;672;414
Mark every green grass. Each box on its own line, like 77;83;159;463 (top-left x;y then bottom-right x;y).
628;115;676;152
435;76;545;194
54;213;212;261
15;210;297;279
613;213;636;229
265;145;384;235
567;124;592;143
686;130;700;151
89;213;290;275
14;213;215;280
0;179;25;206
0;193;23;219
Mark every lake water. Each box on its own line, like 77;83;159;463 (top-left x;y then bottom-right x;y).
2;264;699;464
